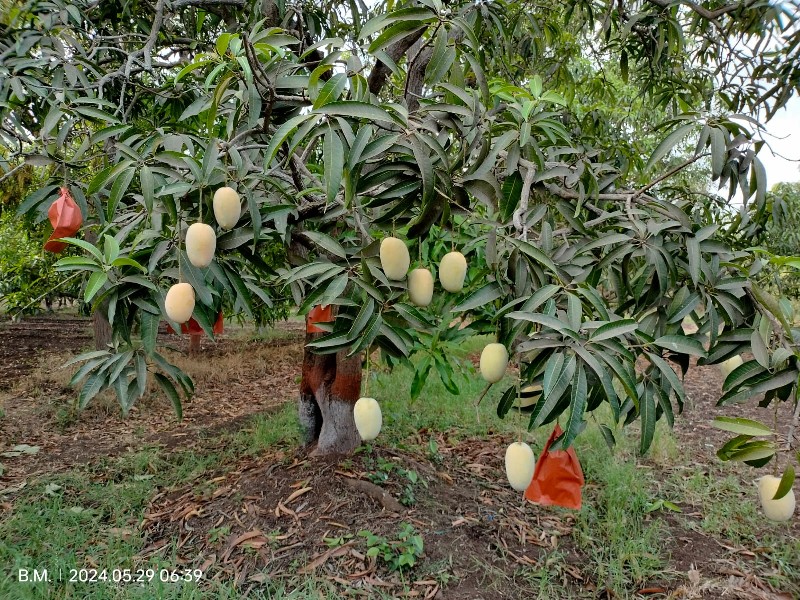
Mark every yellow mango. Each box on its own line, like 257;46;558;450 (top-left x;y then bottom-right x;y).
165;282;195;324
380;237;410;280
505;442;536;492
758;475;796;521
354;397;382;441
185;222;216;268
439;251;467;292
480;343;508;383
213;186;241;230
408;268;434;307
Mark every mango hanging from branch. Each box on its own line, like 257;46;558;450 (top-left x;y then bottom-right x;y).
439;251;467;292
379;237;410;280
185;223;216;268
165;282;195;324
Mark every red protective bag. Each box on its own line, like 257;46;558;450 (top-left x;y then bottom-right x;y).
166;311;224;335
306;304;333;333
524;424;585;510
43;187;83;253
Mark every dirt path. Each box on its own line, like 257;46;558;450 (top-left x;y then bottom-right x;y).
0;316;305;485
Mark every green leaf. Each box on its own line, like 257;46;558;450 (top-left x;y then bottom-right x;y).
84;271;108;303
639;385;656;455
411;135;434;208
323;127;345;204
561;365;587;449
154;373;183;420
107;166;135;221
591;319;638;342
302;231;347;259
314;101;396;125
530;355;576;430
751;284;793;337
646;122;696;170
773;466;795;500
508;239;559;275
453;282;503;312
750;329;770;369
411;357;433;401
313;73;348;109
60;237;104;262
712;416;773;437
653;335;707;357
496;385;517;418
500;172;522;222
646;352;686;407
140;310;158;355
263;113;316;165
687;236;700;285
78;369;107;409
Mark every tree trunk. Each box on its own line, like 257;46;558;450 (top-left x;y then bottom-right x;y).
189;333;202;354
84;231;113;350
93;307;112;350
299;306;362;456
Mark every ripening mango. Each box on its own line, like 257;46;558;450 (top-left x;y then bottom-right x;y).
185;223;216;268
505;442;536;492
439;251;467;292
165;282;195;324
354;397;382;441
758;475;796;522
379;237;410;280
213;186;241;230
480;343;508;383
719;355;743;379
408;268;434;307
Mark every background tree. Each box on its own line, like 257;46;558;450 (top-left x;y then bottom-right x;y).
1;0;799;471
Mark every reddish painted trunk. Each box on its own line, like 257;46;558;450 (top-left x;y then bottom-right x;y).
299;306;362;455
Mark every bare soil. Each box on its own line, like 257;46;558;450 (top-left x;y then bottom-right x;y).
0;315;305;482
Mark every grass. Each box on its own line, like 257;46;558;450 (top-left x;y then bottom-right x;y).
2;328;799;599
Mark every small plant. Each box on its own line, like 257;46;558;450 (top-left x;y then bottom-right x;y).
366;458;427;506
427;437;443;465
645;498;682;513
323;533;353;548
359;523;424;572
207;525;230;544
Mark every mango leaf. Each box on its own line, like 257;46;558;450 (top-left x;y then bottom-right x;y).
453;282;503;312
646;122;696;170
323;127;345;204
653;335;706;357
773;466;795;500
712;416;772;437
591;319;638;342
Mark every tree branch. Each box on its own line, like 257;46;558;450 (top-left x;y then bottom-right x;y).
171;0;245;8
143;0;165;72
367;29;426;95
644;0;758;20
633;152;709;199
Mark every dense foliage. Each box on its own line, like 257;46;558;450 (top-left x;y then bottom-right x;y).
0;0;798;471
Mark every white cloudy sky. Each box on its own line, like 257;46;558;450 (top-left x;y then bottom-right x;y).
759;96;800;186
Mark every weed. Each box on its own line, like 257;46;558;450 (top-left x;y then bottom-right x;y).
207;526;230;544
359;523;424;572
365;457;426;506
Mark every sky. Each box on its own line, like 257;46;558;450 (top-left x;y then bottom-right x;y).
759;96;800;186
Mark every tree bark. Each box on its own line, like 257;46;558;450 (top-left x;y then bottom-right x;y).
93;307;112;350
85;230;113;350
299;306;363;455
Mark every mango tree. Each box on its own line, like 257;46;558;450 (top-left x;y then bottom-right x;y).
2;0;800;479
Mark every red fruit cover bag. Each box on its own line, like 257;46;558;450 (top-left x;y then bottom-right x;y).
524;424;585;510
44;187;82;252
